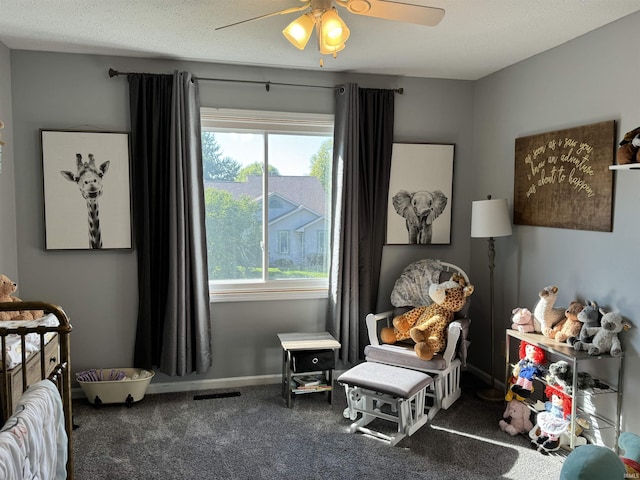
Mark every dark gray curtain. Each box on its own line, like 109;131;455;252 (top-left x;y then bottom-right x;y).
128;71;212;376
328;84;395;363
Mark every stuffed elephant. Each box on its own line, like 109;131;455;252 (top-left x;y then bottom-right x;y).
392;189;448;244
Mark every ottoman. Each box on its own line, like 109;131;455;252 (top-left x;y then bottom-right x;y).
338;362;433;446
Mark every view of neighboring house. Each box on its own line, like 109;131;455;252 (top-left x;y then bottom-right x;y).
204;175;329;271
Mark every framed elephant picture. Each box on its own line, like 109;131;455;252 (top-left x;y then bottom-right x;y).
386;143;454;245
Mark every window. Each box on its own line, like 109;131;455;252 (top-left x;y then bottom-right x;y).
201;108;334;301
278;231;290;254
317;230;326;254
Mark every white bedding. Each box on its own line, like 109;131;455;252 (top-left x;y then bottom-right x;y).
0;314;59;370
0;380;67;480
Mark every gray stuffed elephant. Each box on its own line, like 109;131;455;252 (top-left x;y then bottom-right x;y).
392;190;448;244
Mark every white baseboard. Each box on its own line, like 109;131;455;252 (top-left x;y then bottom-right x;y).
72;373;283;400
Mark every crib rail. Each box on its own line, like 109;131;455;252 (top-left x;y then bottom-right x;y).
0;301;74;480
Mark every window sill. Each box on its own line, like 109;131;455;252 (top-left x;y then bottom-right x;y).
209;284;329;303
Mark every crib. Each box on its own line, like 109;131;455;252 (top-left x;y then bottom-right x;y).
0;301;73;479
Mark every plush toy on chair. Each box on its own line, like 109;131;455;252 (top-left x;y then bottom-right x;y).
0;274;44;321
380;273;474;361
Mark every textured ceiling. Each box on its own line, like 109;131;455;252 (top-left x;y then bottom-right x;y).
1;0;640;80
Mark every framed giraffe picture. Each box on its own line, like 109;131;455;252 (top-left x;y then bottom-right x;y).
41;130;132;250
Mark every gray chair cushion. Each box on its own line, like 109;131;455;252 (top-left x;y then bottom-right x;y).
338;362;433;398
364;344;448;371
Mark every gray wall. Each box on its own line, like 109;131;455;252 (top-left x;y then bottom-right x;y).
8;51;474;385
0;42;18;281
471;11;640;433
6;9;637;437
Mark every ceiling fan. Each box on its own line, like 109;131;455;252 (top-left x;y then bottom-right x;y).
216;0;445;64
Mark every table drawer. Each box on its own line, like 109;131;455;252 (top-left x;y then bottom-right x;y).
291;349;335;373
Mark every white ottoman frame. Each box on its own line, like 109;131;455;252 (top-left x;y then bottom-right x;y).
338;363;433;446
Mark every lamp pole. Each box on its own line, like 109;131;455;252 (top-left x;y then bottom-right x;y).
472;194;511;402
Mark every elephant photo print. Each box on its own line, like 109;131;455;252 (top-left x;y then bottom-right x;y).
386;143;454;245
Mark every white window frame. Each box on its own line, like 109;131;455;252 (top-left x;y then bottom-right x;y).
201;108;334;302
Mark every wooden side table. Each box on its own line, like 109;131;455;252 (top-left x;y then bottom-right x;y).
277;332;341;408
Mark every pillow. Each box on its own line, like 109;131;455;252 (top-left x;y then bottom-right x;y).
390;259;443;308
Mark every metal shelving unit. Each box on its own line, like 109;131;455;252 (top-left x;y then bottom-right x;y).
505;329;623;451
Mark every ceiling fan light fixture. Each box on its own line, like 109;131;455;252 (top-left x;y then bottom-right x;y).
319;8;350;48
282;12;315;50
345;0;371;15
319;41;346;58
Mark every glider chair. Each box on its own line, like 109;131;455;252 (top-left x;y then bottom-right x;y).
363;259;471;421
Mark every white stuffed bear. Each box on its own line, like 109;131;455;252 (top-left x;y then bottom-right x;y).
511;307;535;333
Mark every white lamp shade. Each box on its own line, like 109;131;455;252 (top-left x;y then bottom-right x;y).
320;8;350;48
319;41;346;55
283;13;315;50
471;198;513;238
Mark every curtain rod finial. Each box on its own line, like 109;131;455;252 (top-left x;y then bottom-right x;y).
108;68;119;78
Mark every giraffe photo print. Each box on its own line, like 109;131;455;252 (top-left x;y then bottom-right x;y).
41;130;132;250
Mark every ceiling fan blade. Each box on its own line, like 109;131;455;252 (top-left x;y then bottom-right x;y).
215;3;311;31
340;0;445;27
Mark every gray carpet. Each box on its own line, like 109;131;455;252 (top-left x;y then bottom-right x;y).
72;372;564;479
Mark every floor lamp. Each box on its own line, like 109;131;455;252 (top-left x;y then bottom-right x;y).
471;195;512;402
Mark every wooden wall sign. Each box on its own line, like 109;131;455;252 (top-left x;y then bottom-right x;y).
514;120;615;232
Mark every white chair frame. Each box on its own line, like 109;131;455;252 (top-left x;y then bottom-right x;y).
364;261;470;419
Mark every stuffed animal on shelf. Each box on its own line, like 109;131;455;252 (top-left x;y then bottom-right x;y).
380;273;474;361
530;385;573;453
545;360;609;395
573;309;632;357
568;299;602;346
510;307;535;333
620;431;640;477
545;360;574;393
549;301;584;343
533;285;565;337
505;341;546;400
0;274;44;321
616;126;640;165
499;399;533;436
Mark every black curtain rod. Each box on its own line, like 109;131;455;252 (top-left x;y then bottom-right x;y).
108;68;403;94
